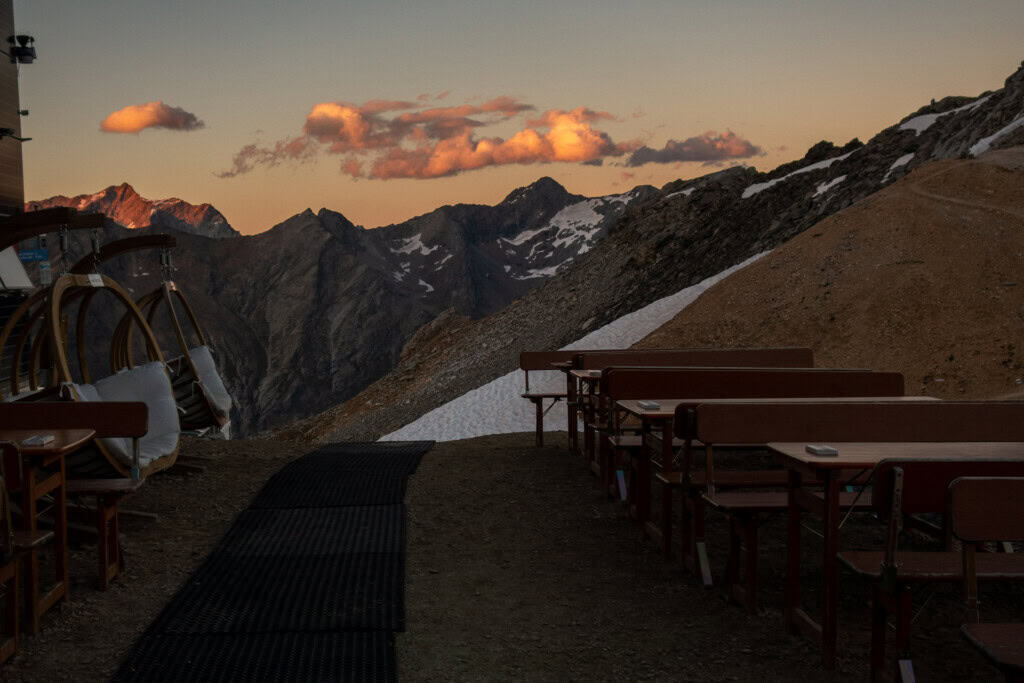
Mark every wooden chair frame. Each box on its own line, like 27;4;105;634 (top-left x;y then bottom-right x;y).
951;476;1024;681
44;273;178;479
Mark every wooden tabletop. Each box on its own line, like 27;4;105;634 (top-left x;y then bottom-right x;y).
617;396;939;420
0;429;96;458
570;369;602;380
769;441;1024;470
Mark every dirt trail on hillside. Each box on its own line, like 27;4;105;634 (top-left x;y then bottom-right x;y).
907;158;1024;221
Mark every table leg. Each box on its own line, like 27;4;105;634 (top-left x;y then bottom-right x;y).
565;371;578;454
784;468;803;635
19;465;40;635
54;457;68;605
632;420;652;524
658;420;673;557
533;398;544;448
820;471;840;669
19;460;68;634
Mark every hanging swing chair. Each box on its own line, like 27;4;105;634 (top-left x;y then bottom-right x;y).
99;241;232;434
0;286;53;399
0;212;106;400
43;271;181;480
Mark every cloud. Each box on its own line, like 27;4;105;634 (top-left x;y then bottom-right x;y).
100;101;204;133
215;137;313;178
625;131;761;166
218;96;643;180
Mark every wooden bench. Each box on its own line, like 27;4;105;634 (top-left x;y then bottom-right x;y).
599;367;902;564
952;476;1024;682
519;350;603;447
573;347;814;461
0;401;149;595
691;400;1024;668
570;347;814;458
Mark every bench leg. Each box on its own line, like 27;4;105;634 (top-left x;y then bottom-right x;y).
97;494;122;590
599;436;613;496
726;513;759;613
634;452;651;524
743;513;759;613
870;585;888;682
0;558;17;665
659;481;673;558
893;586;914;683
681;490;712;586
532;398;544;448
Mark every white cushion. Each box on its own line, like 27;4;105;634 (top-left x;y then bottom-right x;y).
72;361;180;469
189;345;232;417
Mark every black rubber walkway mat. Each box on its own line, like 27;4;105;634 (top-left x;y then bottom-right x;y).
216;505;405;556
304;440;432;475
113;631;396;683
152;551;404;633
251;470;409;509
113;440;432;681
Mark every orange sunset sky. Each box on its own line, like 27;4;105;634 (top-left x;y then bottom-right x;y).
11;0;1024;234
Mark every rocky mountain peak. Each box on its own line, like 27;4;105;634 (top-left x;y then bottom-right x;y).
27;184;239;239
499;176;572;206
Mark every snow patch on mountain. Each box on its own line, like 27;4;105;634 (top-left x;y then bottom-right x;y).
665;188;695;200
392;234;440;256
970;114;1024;157
814;176;846;197
742;151;855;199
883;153;915;183
899;95;992;135
511;263;564;280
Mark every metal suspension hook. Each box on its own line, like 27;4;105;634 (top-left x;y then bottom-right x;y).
58;225;70;275
160;248;172;281
90;229;101;273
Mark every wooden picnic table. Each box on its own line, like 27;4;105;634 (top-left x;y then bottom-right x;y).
768;440;1024;669
0;428;94;633
615;397;938;551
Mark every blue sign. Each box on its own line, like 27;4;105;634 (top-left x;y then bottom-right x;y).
17;248;49;262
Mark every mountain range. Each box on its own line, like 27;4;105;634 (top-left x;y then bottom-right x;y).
26;61;1024;438
27;177;655;435
280;61;1024;441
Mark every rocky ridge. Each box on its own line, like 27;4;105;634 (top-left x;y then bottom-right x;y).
27;183;240;239
280;61;1024;442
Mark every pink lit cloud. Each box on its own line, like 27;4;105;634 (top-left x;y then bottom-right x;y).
625;131;761;166
100;101;204;133
218;96;756;181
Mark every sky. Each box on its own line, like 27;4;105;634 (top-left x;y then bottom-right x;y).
11;0;1024;235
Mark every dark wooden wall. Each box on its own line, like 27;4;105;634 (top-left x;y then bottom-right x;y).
0;0;23;220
